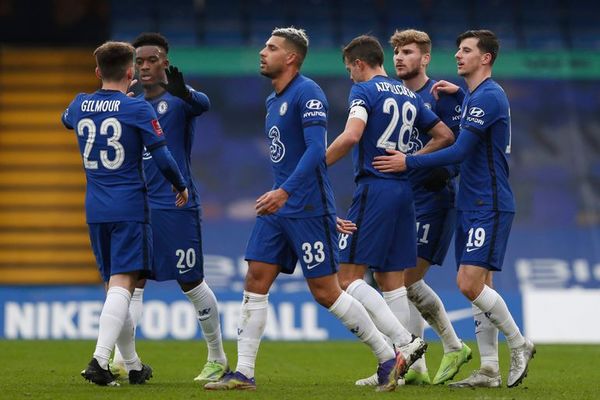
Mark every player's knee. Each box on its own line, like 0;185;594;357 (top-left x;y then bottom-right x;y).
311;290;337;308
456;275;478;301
337;275;354;291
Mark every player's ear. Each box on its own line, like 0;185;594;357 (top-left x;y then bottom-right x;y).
481;52;492;66
126;65;134;81
286;51;297;67
95;67;102;80
164;57;170;68
422;53;431;68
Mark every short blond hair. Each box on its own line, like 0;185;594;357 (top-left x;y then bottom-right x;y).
389;29;431;54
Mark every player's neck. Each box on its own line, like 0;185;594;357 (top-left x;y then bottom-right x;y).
272;68;300;94
364;66;386;82
101;79;129;94
143;84;167;100
465;69;492;92
402;73;428;92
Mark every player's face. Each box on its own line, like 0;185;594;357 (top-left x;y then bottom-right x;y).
393;43;425;80
455;38;484;77
259;36;290;79
135;45;168;88
344;57;363;83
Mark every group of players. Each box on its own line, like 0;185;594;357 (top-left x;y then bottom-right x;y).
62;25;535;392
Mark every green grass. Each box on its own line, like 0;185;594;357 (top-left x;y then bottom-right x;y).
1;340;599;399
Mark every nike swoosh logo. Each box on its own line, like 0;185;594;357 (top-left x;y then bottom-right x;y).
179;268;193;274
307;262;322;270
466;247;479;252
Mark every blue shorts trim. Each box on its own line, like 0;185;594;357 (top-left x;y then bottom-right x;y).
245;214;338;279
339;179;416;271
150;208;204;283
455;210;514;271
88;221;152;282
416;207;456;266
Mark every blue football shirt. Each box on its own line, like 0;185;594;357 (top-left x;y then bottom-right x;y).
458;78;515;212
348;75;440;181
264;74;335;218
408;78;462;211
141;88;209;210
62;89;166;223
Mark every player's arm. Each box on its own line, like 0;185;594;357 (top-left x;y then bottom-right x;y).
148;143;189;206
373;128;479;172
430;80;464;102
326;115;365;166
414;120;454;155
138;103;188;206
61;95;81;129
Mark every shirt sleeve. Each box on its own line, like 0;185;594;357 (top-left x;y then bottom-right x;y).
280;83;328;194
435;91;463;132
348;83;370;113
406;128;480;169
299;82;328;129
182;85;211;116
61;95;80;129
461;91;500;139
280;124;326;195
136;102;167;151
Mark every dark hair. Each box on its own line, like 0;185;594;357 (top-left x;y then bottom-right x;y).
132;32;170;54
456;30;499;65
93;41;134;82
272;27;309;66
342;35;384;68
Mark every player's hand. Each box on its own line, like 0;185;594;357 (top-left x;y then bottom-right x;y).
336;217;357;235
126;79;138;97
256;188;289;216
430;80;459;100
174;187;189;207
423;167;451;192
372;149;407;173
160;65;191;101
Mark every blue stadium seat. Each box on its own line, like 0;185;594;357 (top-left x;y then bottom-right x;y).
202;0;245;46
383;0;426;33
289;1;335;47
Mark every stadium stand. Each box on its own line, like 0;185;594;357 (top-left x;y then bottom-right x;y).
0;48;100;284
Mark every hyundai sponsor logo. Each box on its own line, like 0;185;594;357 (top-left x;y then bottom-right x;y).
305;99;323;110
469;107;485;117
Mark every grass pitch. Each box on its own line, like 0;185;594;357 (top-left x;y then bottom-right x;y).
1;340;598;399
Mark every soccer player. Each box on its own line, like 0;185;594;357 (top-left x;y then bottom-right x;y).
205;27;407;393
360;29;470;386
62;41;189;386
326;34;454;387
110;33;229;384
372;29;535;388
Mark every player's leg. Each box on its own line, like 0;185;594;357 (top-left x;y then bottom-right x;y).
308;273;408;392
339;264;413;350
301;214;421;391
204;260;278;391
476;272;500;375
450;271;502;388
340;180;418;348
112;278;145;378
405;208;469;385
455;211;534;388
169;209;228;383
205;215;283;390
82;222;150;386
